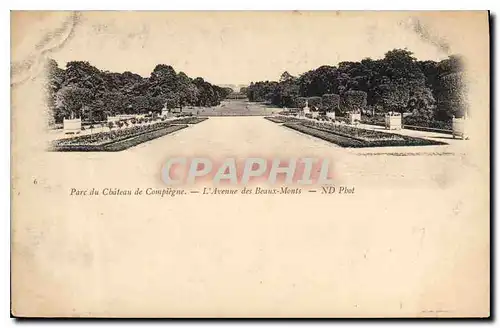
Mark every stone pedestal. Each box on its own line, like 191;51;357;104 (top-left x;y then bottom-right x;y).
348;113;361;125
452;117;467;139
385;114;402;130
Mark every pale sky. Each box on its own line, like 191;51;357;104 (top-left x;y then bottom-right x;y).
12;11;482;85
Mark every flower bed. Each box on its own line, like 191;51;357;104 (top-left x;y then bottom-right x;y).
361;116;453;134
403;125;452;134
283;123;366;147
302;121;406;142
50;121;188;152
360;116;386;127
284;121;447;148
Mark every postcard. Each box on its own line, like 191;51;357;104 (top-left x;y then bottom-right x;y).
11;11;490;318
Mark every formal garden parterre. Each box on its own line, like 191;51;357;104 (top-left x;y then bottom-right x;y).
50;117;208;152
265;116;446;148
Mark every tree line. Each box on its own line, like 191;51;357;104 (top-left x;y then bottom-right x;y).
46;59;233;123
244;49;466;122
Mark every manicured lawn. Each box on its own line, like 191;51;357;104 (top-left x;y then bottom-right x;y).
282;121;447;148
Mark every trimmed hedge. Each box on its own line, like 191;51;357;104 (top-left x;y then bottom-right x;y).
403;116;452;130
321;94;340;112
307;96;322;109
437;72;467;119
264;116;305;124
295;96;322;109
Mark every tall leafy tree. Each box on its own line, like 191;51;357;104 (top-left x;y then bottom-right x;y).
246;48;465;123
47;59;230;123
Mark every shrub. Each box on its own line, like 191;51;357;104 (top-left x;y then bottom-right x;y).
307;96;322;110
321;94;340;112
340;90;367;114
285;121;447;148
406;87;436;121
403;115;452;130
165;98;179;109
360;116;385;127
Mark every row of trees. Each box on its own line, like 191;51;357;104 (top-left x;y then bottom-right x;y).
46;60;233;123
245;49;467;121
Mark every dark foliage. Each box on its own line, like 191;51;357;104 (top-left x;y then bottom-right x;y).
246;49;466;124
46;60;231;124
340;91;367;114
321;94;340;112
283;122;446;148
